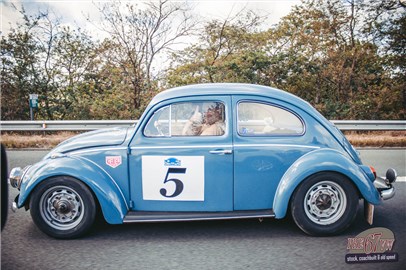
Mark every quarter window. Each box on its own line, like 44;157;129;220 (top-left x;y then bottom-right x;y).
237;102;304;136
144;101;226;137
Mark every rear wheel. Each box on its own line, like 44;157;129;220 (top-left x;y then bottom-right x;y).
30;176;96;239
290;172;358;236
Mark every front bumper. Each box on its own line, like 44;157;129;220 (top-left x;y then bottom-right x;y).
12;195;19;212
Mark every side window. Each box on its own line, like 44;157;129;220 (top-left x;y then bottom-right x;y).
144;106;170;137
237;102;304;136
144;101;226;137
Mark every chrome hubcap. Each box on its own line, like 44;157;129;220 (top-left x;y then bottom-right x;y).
40;186;84;230
304;181;347;225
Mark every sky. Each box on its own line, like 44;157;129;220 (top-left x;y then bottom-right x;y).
1;0;301;38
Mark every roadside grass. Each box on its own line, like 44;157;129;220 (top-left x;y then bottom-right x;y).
344;131;406;148
0;132;78;149
0;131;405;149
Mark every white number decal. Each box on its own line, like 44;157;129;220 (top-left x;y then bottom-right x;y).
142;156;205;201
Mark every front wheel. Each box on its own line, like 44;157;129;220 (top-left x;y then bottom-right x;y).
30;176;96;239
290;172;359;236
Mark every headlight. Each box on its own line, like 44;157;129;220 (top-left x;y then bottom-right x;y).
9;166;31;189
9;167;22;188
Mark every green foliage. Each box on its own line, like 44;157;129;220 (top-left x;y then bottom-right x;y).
268;0;405;120
167;0;405;120
1;13;39;120
1;9;100;120
1;0;404;120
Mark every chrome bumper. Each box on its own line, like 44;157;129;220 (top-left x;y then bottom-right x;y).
373;168;397;200
364;168;397;225
380;188;395;200
12;195;19;212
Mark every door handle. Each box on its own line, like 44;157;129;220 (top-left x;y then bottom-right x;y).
209;149;233;155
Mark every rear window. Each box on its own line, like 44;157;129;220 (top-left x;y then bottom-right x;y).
237;102;304;136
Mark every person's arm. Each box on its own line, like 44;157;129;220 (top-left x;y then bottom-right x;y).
182;106;203;135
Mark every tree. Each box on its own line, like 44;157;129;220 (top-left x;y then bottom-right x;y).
1;6;99;120
166;10;269;86
380;5;406;115
2;1;403;121
51;27;99;119
264;0;404;119
1;7;44;120
167;0;404;119
94;0;197;115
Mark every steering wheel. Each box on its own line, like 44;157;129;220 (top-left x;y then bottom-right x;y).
154;121;165;136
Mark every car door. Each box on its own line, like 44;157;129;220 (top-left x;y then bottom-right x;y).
129;96;233;212
232;95;316;210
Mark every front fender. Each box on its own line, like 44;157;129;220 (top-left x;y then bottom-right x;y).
273;148;381;219
18;156;128;224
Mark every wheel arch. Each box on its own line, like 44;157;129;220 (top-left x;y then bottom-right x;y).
26;174;103;215
272;148;381;219
285;171;358;213
289;171;360;235
18;156;128;224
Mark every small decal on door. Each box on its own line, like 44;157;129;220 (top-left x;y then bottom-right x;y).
106;156;122;168
164;157;181;166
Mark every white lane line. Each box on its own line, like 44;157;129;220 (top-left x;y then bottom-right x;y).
396;176;406;182
379;176;405;182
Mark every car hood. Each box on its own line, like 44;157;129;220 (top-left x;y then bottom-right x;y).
45;127;132;157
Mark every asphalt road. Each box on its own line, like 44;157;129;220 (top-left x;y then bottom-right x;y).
1;149;405;270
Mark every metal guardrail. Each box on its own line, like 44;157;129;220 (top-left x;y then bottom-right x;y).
0;120;405;132
331;120;405;131
0;120;137;131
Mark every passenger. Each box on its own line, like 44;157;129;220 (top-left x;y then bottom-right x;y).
200;104;225;136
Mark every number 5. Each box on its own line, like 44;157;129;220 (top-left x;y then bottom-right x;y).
160;168;186;198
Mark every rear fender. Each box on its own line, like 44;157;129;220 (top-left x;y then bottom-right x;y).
273;148;381;219
18;156;128;224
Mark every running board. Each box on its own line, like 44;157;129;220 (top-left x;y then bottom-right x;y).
123;210;275;223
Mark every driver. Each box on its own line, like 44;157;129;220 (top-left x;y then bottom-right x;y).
182;103;225;136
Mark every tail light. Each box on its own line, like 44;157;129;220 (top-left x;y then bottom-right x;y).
370;166;377;180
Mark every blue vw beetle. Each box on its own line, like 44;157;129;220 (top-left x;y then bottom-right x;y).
9;83;397;238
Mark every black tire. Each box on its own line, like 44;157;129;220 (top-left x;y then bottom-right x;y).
290;172;358;236
29;176;96;239
1;144;8;230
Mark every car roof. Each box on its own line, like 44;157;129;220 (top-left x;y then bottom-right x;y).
150;83;311;109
